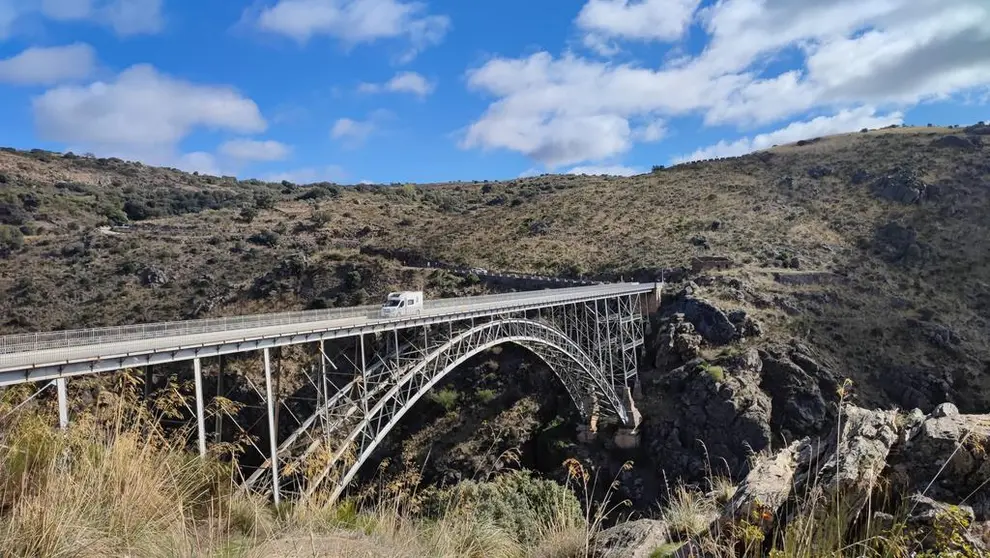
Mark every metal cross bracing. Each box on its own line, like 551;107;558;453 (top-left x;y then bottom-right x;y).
0;283;661;505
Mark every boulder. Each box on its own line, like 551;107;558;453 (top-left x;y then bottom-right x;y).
758;346;838;439
594;519;672;558
671;296;738;346
138;266;170;287
890;411;990;508
808;407;900;534
870;169;928;204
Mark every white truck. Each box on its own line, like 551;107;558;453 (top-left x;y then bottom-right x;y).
380;291;424;318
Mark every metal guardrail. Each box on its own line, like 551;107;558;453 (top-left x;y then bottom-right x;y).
0;284;646;359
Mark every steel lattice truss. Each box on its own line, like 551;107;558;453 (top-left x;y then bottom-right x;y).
237;294;647;503
1;288;655;505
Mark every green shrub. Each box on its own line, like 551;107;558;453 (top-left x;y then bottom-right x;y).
0;224;24;256
429;388;460;412
419;470;583;547
476;389;497;404
699;363;725;383
239;206;257;223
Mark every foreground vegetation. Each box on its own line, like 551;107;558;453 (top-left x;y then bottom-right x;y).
2;379;983;557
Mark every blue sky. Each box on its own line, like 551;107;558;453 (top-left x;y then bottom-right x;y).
0;0;988;184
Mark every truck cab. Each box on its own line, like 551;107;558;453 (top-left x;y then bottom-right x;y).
380;291;424;318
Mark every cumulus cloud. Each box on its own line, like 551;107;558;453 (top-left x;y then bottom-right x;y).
675;107;905;162
219;139;291;162
36;0;164;36
176;151;222;176
576;0;701;53
331;117;375;145
463;0;990;167
32;64;266;164
253;0;449;59
358;71;434;97
566;164;641;176
0;43;96;85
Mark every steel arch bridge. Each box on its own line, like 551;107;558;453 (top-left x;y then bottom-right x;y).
0;282;660;504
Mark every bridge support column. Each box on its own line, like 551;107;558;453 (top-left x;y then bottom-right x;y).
263;348;281;504
56;377;69;430
193;358;207;458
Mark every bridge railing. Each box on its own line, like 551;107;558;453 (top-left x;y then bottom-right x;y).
0;284;644;357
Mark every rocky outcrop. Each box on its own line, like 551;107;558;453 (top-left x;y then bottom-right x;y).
874;220;931;266
643;349;772;482
667;293;762;346
871;169;928;204
594;519;672;558
654;314;703;369
669;294;738;345
933;135;979;150
138;265;170;287
686;405;990;554
889;406;990;512
759;344;839;440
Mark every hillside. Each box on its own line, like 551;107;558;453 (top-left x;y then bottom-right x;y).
2;125;988;417
2;124;990;556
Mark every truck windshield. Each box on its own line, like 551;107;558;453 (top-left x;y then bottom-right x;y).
384;300;400;307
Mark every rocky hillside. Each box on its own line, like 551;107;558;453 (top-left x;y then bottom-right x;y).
1;124;990;556
2;124;988;415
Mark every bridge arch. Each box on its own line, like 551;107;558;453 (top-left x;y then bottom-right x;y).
302;317;629;502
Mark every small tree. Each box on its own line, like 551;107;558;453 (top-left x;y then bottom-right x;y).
652;164;665;173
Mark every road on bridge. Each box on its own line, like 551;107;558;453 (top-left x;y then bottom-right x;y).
0;283;658;384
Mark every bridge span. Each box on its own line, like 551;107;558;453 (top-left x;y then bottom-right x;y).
0;282;661;503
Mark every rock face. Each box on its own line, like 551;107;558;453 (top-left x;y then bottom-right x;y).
874;221;930;266
644;349;772;482
871;169;928;204
669;294;741;346
759;344;839;440
889;410;990;511
654;314;703;369
594;519;671;558
696;405;990;553
138;265;169;287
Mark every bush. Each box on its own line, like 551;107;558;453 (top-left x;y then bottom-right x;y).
310;210;333;227
0;224;24;256
476;389;497;404
652;164;665;173
123;200;152;221
419;470;584;547
247;230;280;247
254;191;277;210
296;185;339;201
239;206;257;223
429;388;460;412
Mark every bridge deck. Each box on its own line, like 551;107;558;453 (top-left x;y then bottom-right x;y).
0;283;656;383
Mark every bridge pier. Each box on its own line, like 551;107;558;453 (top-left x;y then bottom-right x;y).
263;347;281;505
56;377;69;430
193;358;206;457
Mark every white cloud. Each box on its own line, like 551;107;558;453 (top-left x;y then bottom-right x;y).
219;139;291;162
176;151;222;176
331;117;375;145
566;164;641;176
576;0;701;46
265;165;347;184
253;0;449;59
359;70;434;97
463;0;990;167
35;0;163;36
675;107;904;162
0;43;96;85
32;64;266;164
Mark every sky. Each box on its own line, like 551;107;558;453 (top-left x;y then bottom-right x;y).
0;0;988;184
